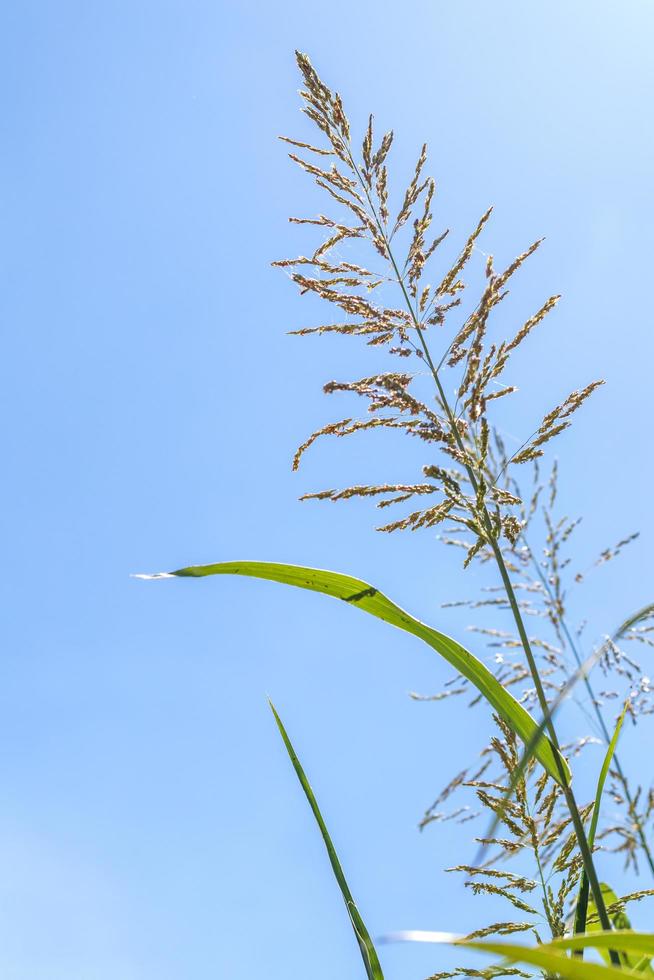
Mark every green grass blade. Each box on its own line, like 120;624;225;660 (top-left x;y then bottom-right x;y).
549;931;654;958
589;702;627;850
462;939;627;980
269;701;384;980
574;704;628;948
383;932;630;980
137;560;570;785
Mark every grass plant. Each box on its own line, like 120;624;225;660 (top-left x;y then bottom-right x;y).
140;52;654;979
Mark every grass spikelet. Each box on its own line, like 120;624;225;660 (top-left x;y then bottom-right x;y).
462;922;534;941
392;142;428;235
503;295;561;355
438;208;493;297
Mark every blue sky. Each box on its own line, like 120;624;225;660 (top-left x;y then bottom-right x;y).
1;2;653;978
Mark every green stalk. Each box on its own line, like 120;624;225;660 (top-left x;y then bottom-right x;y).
270;701;385;980
344;146;617;946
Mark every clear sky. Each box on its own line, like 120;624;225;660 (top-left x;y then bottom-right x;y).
1;2;653;978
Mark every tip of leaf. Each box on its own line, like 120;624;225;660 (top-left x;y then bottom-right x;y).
131;572;175;580
381;930;462;945
268;699;284;729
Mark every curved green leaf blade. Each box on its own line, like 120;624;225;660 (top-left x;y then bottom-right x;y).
269;701;384;980
382;932;629;980
463;939;627;980
138;560;570;785
589;705;628;850
549;931;654;958
574;705;628;945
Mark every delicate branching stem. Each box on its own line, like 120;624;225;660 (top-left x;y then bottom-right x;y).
488;536;617;956
343;144;617;944
522;532;654;880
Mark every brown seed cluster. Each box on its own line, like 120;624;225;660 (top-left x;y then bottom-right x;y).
277;52;603;571
437;716;590;945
